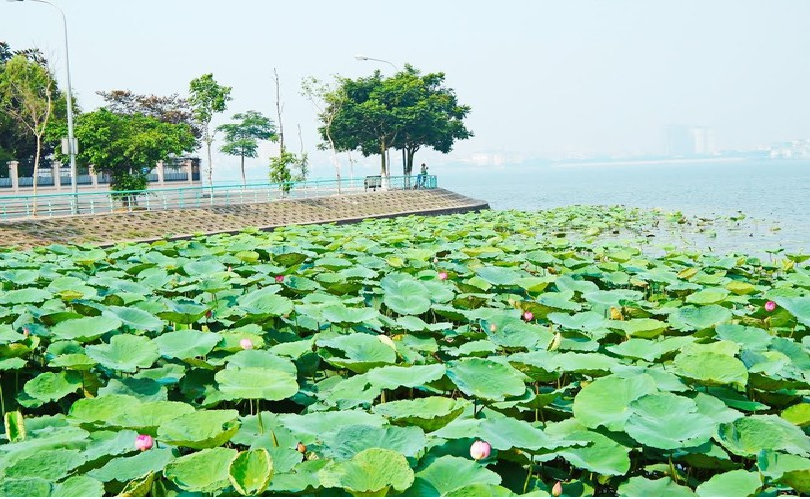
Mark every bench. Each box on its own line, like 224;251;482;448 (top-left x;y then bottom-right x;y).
364;175;382;191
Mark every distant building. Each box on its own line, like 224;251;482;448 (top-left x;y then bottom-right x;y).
665;125;716;156
769;139;810;159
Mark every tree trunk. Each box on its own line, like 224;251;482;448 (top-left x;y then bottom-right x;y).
32;134;41;215
380;139;387;177
240;153;246;187
206;128;214;194
274;69;285;154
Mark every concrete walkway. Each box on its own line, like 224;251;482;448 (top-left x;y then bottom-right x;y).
0;189;489;249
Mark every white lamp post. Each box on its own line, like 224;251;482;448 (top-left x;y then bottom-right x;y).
354;54;399;186
8;0;79;214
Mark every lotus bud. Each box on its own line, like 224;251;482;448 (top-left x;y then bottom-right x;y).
296;442;307;453
434;257;439;264
489;323;498;333
552;481;563;497
549;332;561;351
240;338;254;350
523;311;534;321
469;440;491;460
378;335;396;349
205;310;212;319
227;266;233;272
275;275;285;283
765;300;776;312
135;434;153;451
438;271;448;281
22;326;30;338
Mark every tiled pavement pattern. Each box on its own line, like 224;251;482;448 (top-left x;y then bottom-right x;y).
0;189;489;249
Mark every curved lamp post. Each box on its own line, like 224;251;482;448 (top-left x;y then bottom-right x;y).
354;54;399;185
8;0;79;214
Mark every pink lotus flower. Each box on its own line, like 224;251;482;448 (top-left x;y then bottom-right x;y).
22;326;30;338
135;434;153;451
523;311;534;321
275;275;285;283
227;266;233;272
438;271;448;281
240;338;253;350
469;440;491;460
765;301;776;312
205;310;212;319
552;481;563;497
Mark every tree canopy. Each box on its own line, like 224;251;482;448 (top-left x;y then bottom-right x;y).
96;89;201;145
68;109;196;192
319;65;472;177
216;110;277;186
189;73;232;188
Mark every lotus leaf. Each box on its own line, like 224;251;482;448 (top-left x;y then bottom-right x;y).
618;476;696;496
88;447;175;482
50;316;122;341
164;447;238;492
154;330;222;359
157;409;240;449
228;448;274;496
573;374;657;431
23;371;83;403
407;455;501;496
695;470;761;497
625;393;715;449
446;358;526;401
373;396;468;431
318;448;415;495
673;351;748;390
52;475;105;497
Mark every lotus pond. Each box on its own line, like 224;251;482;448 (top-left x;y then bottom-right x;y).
1;206;810;497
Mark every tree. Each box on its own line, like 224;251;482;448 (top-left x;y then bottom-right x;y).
189;74;232;190
216;110;276;187
319;65;473;184
0;54;54;208
67;109;195;201
270;70;308;192
97;89;202;145
302;76;346;191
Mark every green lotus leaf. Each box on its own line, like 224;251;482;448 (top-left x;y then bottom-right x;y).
103;305;165;332
89;447;175;482
0;287;51;305
618;477;696;497
484;317;555;349
695;470;761;497
582;289;643;308
183;259;226;275
3;448;86;481
606;336;694;362
52;475;105;497
617;318;669;339
154;330;222;359
228;448;274;496
277;410;387;442
0;478;51;497
686;287;730;305
407;455;501;496
773;296;810;327
322;304;381;324
215;367;299;401
69;394;141;425
110;400;195;433
475;266;522;286
757;450;810;479
782;403;810;427
164;447;238;493
673;351;748;390
367;364;446;390
157;300;209;324
318;333;396;373
226;350;298;374
668;305;733;332
51;316;123;341
372;396;468;431
157;409;241;449
321;424;427;460
544;419;631;476
238;289;294;316
83;429;141;461
274;252;308;267
573;374;657;431
383;279;432;315
85;334;160;373
717;415;810;457
319;448;415;495
23;371;83;403
625;393;715;450
446;358;526;401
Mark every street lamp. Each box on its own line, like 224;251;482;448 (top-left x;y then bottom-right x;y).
354;54;399;184
8;0;79;214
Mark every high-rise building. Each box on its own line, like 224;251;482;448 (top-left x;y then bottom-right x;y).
665;125;716;156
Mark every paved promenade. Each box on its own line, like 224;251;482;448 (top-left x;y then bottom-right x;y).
0;188;488;249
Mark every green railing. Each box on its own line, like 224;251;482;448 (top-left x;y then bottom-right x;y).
0;175;438;220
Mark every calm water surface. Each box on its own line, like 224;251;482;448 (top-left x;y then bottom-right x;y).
435;159;810;253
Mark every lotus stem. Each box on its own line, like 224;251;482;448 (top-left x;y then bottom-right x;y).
523;454;534;493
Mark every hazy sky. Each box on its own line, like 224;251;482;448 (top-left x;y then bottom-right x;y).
3;0;810;179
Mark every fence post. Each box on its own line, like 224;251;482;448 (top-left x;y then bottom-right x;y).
8;161;19;192
156;160;165;186
184;159;193;185
90;165;99;188
53;160;62;191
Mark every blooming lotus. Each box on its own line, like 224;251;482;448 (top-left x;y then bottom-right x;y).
135;434;153;451
552;481;563;497
438;271;448;281
523;311;534;321
240;338;254;350
469;440;491;460
275;275;285;283
765;300;776;312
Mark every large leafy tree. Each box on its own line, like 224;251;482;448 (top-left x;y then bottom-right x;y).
68;109;196;195
96;89;202;145
216;110;277;187
0;54;54;203
189;74;232;190
319;65;472;180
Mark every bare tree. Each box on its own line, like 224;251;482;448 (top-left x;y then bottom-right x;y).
301;76;345;193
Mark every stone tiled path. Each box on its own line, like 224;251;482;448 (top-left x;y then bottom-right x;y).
0;189;488;249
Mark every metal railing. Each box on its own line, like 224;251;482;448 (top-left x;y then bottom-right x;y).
0;175;438;220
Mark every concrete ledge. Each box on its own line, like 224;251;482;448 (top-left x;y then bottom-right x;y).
0;189;489;249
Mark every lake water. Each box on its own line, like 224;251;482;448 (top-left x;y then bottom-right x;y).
434;159;810;254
